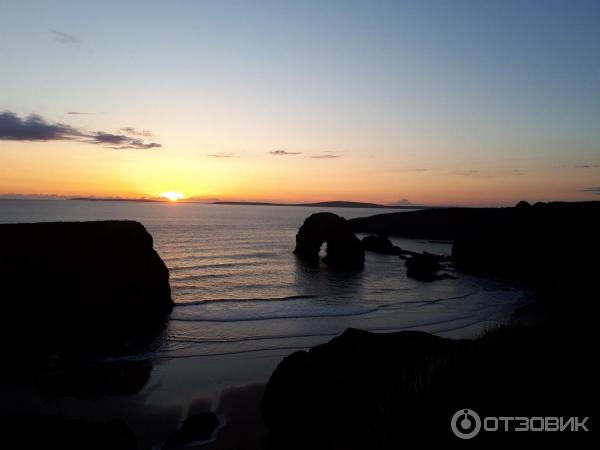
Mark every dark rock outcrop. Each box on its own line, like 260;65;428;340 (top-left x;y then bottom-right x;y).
451;201;600;309
261;328;463;450
0;220;173;356
164;412;219;448
405;251;444;281
261;327;596;450
294;213;365;269
360;234;404;255
348;207;480;240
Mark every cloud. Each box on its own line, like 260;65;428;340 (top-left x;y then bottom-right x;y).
0;111;80;140
511;169;524;176
574;164;600;169
310;153;342;159
0;111;161;150
208;152;236;158
120;127;153;137
405;168;428;172
268;150;301;156
207;152;236;158
580;187;600;195
51;30;80;45
67;111;92;115
86;132;161;149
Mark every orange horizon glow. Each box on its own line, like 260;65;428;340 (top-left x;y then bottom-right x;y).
1;135;599;208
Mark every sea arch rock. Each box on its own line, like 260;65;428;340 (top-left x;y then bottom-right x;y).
293;213;365;269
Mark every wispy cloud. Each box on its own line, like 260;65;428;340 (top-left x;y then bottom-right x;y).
580;187;600;195
310;154;341;159
86;132;161;149
574;164;600;169
268;150;301;156
120;127;153;137
51;30;80;45
207;152;236;158
67;111;92;115
0;111;161;150
511;169;524;176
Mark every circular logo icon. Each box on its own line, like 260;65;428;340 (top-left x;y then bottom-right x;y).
451;409;481;439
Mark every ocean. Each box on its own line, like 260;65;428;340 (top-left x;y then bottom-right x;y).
0;199;526;444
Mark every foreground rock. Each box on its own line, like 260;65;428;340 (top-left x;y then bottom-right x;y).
0;220;173;356
360;234;404;255
294;213;364;269
261;327;596;449
261;329;460;450
405;252;444;281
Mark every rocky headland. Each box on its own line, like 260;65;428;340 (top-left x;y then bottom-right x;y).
351;201;600;306
0;220;173;357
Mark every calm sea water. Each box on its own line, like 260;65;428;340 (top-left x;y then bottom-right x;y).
0;199;526;362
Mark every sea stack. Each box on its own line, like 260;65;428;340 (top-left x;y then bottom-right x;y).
294;213;365;269
0;220;173;355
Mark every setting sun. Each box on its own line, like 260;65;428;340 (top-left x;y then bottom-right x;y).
159;191;185;202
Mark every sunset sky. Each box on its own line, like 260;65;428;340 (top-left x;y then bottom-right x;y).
1;0;599;206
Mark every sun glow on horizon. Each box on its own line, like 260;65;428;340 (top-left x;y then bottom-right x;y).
159;191;185;202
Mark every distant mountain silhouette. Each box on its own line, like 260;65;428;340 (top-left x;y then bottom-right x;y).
387;198;414;207
64;198;436;208
70;197;162;202
213;200;431;209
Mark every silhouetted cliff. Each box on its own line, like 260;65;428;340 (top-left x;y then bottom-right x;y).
350;201;600;308
349;206;500;239
0;220;173;356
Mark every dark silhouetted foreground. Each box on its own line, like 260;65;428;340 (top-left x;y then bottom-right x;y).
261;325;596;449
0;413;136;450
0;220;173;357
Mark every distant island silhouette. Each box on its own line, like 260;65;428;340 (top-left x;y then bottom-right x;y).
69;197;163;203
212;200;434;209
67;198;436;209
